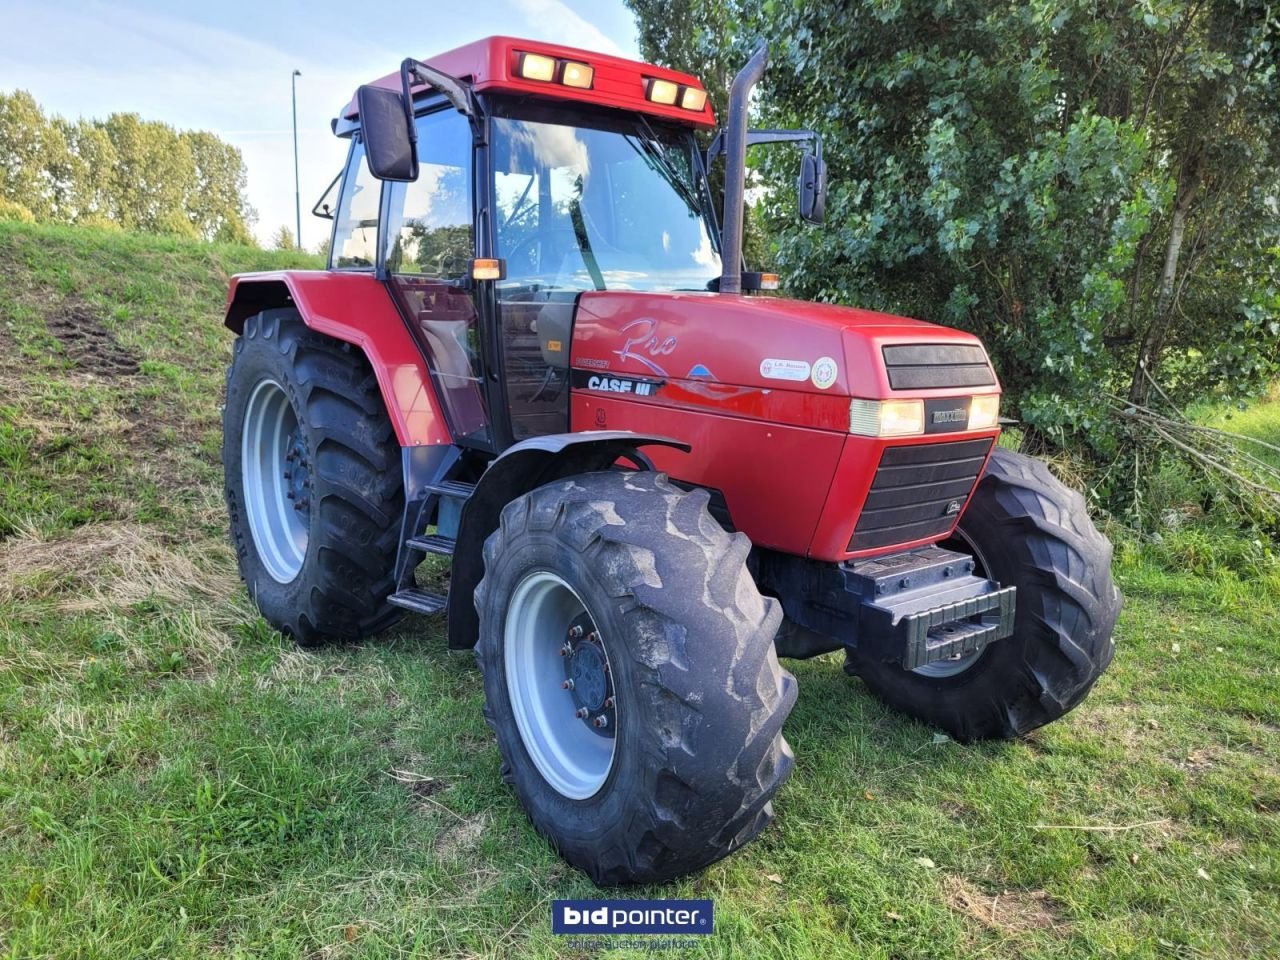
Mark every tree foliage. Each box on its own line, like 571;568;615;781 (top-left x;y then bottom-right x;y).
628;0;1280;458
271;225;297;251
0;91;257;244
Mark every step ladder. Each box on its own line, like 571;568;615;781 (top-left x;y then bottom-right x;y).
386;479;475;615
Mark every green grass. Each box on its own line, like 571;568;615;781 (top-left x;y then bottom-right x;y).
1;219;1278;959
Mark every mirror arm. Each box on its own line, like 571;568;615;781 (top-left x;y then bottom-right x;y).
707;128;821;163
400;58;478;120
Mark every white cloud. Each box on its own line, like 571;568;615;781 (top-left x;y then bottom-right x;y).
510;0;625;55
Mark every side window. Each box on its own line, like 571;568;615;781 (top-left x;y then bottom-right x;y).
331;139;380;268
384;109;473;278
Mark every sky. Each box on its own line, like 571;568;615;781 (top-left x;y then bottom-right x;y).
0;0;641;248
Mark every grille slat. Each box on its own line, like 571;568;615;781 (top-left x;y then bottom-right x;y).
849;438;994;552
883;343;995;391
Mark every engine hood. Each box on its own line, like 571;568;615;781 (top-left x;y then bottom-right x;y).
570;291;996;400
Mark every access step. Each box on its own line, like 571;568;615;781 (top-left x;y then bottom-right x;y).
424;480;476;500
406;534;456;556
387;588;448;615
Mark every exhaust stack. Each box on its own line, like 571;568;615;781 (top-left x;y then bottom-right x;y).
718;42;768;296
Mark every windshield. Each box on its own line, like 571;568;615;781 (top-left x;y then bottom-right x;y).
490;113;721;293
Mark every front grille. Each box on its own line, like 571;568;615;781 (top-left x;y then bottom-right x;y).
848;437;994;551
883;343;995;391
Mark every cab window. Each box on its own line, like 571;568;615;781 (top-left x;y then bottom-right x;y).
331;139;380;269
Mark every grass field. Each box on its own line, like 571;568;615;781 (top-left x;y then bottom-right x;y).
1;220;1277;959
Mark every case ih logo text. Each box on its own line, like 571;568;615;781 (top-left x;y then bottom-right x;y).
572;370;664;397
588;375;659;396
552;899;714;935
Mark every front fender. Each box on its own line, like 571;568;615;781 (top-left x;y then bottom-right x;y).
447;431;691;649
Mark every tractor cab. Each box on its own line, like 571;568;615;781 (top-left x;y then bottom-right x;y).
321;36;817;451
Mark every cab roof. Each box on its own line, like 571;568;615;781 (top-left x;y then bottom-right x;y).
340;35;715;129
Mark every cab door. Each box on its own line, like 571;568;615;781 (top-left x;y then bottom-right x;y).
381;107;492;448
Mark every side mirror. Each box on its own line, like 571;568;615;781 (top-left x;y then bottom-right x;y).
798;152;826;224
356;85;418;181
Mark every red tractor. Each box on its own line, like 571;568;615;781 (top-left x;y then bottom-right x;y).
221;37;1120;884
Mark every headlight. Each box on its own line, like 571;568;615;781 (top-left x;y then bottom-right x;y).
849;399;925;437
968;394;1000;430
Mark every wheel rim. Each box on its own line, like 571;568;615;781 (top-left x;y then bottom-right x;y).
241;379;309;583
910;528;994;679
504;571;617;800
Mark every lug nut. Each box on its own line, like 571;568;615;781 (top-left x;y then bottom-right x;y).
562;679;575;690
603;697;613;709
592;716;609;729
568;625;584;638
575;707;590;719
286;491;295;500
559;642;572;657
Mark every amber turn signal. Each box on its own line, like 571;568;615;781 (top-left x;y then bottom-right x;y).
471;258;506;281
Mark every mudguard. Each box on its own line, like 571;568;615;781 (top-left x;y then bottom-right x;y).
447;431;691;649
224;271;450;447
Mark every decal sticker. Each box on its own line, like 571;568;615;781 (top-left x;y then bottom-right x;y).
613;317;676;376
546;339;563;353
686;363;716;380
573;370;665;397
760;358;811;382
811;356;838;390
579;357;610;370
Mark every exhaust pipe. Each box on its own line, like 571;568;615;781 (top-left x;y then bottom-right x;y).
718;42;768;296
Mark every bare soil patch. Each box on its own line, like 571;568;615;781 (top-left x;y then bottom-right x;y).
46;302;140;376
942;875;1067;936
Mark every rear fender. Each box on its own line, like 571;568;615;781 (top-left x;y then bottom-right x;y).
447;431;691;650
224;272;450;447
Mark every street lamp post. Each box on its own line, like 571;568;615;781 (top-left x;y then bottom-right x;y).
291;69;302;250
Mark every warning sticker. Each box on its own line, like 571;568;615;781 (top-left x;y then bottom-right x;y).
759;358;811;382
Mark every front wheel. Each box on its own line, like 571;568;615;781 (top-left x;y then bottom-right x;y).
475;471;797;885
849;448;1121;741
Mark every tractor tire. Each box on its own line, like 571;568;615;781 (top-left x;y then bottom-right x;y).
849;448;1120;741
223;308;404;647
475;470;797;885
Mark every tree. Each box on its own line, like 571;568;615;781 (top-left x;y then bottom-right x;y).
0;90;258;245
271;225;296;251
0;91;68;221
182;130;256;244
629;0;1280;458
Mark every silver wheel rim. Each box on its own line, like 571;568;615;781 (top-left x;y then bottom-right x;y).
911;529;993;679
504;571;616;800
241;379;308;583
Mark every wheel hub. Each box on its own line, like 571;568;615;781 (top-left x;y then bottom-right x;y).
563;615;615;737
283;429;312;515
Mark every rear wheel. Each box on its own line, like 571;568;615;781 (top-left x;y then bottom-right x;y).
475;471;797;885
223;308;404;647
849;448;1121;741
